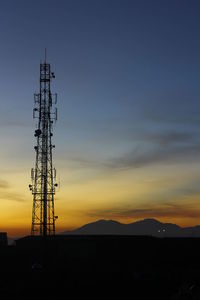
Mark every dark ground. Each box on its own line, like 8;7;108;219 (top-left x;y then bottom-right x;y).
0;235;200;299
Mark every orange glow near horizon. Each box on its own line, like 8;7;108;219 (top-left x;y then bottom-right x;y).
1;162;200;237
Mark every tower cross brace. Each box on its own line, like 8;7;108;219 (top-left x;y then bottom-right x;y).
29;57;58;236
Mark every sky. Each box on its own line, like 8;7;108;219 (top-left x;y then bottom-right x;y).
1;0;200;236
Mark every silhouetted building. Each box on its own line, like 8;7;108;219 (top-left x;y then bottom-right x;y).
0;232;8;246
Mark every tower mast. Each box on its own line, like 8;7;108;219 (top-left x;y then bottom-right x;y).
29;53;58;236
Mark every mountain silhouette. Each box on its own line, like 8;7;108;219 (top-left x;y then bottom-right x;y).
61;218;200;237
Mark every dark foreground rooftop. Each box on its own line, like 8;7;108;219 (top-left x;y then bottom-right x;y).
1;235;200;299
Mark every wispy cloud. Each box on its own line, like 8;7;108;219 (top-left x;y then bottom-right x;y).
109;143;200;170
86;202;200;220
0;192;25;202
84;175;200;222
0;180;9;189
60;130;200;171
0;179;25;202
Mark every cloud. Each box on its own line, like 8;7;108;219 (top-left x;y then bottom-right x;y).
108;130;200;170
0;180;9;189
110;144;200;169
86;203;200;220
59;130;200;172
0;192;25;202
0;179;25;202
84;177;200;222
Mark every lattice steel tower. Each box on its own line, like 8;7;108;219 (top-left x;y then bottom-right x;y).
29;53;58;236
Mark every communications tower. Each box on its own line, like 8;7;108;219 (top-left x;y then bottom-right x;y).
29;53;58;236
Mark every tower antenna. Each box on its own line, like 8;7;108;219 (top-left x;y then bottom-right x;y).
29;55;58;236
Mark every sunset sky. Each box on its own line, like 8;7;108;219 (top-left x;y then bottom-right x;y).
1;0;200;236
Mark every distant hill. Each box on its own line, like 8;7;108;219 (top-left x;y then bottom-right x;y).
61;218;200;237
